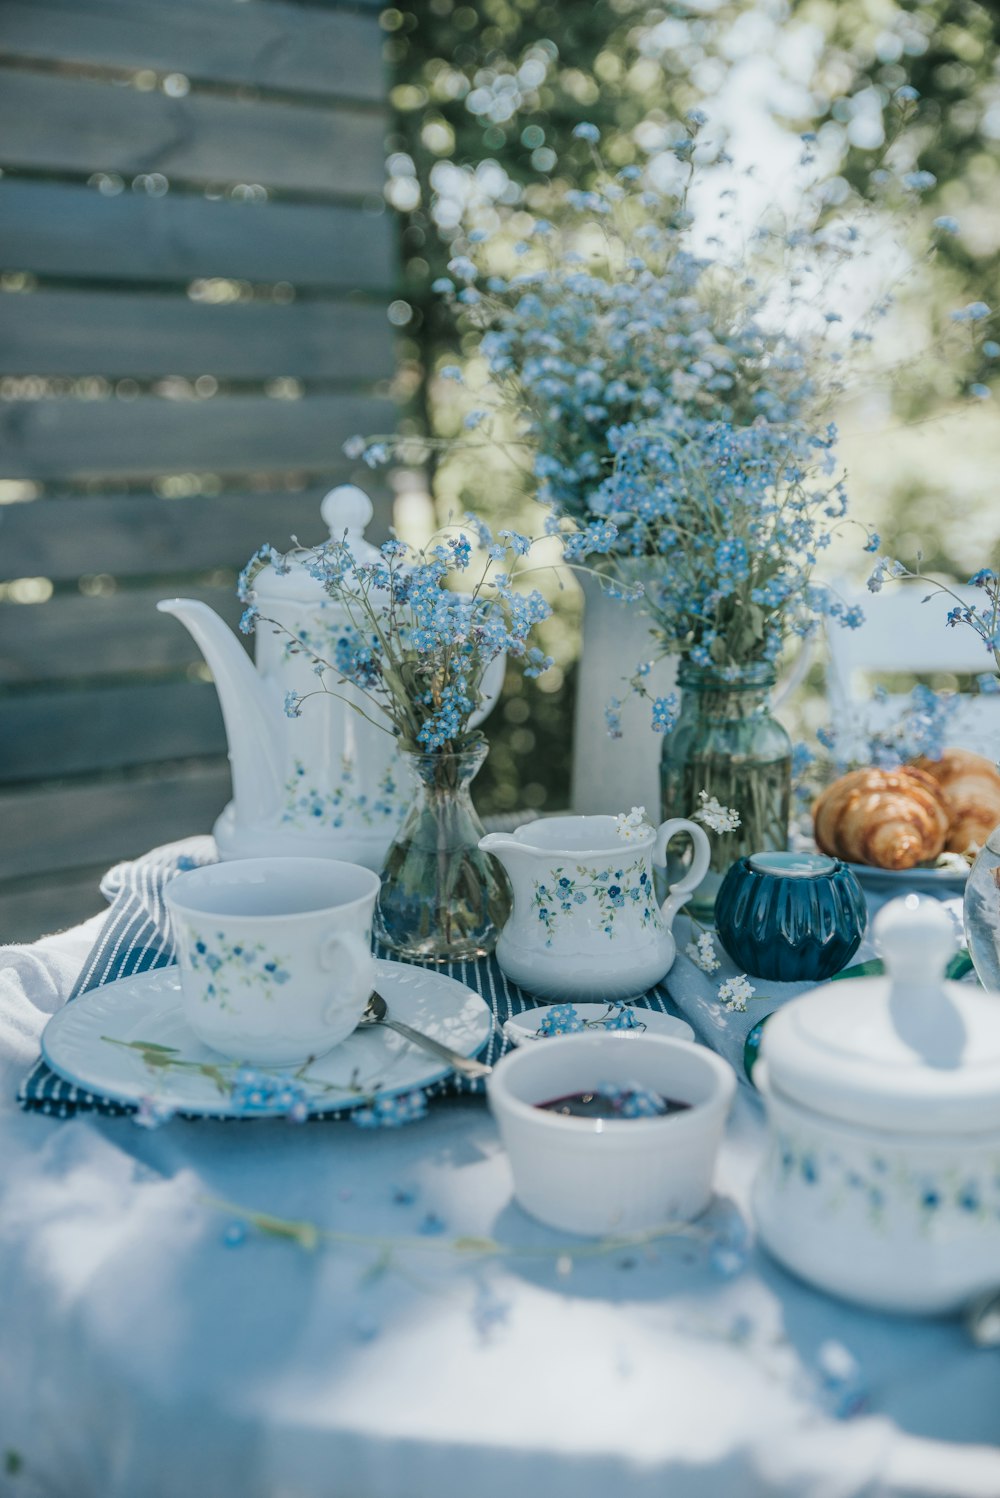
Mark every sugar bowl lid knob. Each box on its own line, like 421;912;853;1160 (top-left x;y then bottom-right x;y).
874;893;955;988
321;484;374;540
320;485;381;567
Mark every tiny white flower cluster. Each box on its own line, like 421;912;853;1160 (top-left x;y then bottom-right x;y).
694;790;742;835
717;974;755;1013
685;931;721;973
936;850;971;873
615;805;651;841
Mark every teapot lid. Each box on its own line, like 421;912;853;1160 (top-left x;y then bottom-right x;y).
251;486;383;603
760;895;1000;1134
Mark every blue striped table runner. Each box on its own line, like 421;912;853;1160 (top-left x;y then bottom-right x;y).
19;838;683;1119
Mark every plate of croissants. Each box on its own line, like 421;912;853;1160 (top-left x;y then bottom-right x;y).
812;748;1000;886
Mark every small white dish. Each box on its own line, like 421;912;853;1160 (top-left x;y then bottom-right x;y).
503;1005;693;1048
487;1033;736;1237
42;960;493;1119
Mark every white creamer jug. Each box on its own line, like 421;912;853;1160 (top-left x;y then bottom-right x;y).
480;813;711;1001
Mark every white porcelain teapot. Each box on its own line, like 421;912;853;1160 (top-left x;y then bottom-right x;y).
159;487;502;870
480;813;711;1001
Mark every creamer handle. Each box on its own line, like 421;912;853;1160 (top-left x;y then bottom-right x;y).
653;818;712;930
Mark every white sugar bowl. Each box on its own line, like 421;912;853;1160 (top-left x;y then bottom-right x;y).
754;895;1000;1314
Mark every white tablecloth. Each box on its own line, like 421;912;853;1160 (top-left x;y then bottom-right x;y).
2;918;1000;1498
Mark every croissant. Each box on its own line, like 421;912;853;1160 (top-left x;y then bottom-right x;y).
813;766;950;870
911;749;1000;853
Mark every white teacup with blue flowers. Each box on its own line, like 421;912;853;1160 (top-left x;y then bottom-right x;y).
480;810;711;1002
165;856;378;1065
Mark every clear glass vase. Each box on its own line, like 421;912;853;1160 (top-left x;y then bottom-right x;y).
660;661;792;922
374;742;512;962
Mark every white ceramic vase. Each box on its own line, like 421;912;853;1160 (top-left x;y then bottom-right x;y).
570;570;678;817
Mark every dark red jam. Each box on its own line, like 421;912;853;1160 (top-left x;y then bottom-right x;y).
536;1089;691;1120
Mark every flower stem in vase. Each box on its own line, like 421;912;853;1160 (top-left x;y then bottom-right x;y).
374;742;512;962
660;663;792;922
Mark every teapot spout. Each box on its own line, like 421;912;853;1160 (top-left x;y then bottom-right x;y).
158;597;285;819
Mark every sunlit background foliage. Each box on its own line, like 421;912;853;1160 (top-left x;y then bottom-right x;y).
377;0;1000;813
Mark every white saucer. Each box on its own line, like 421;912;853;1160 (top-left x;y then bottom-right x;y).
42;960;493;1119
503;1004;694;1048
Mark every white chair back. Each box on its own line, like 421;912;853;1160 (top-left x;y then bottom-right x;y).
824;579;1000;760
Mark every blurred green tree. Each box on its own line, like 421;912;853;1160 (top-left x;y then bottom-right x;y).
383;2;745;402
382;0;727;814
790;0;999;374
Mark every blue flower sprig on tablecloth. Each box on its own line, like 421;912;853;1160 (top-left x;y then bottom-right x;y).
353;1090;429;1129
203;1192;743;1270
230;1068;310;1121
107;1035;423;1128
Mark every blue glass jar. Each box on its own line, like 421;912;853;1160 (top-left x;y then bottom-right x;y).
714;851;867;983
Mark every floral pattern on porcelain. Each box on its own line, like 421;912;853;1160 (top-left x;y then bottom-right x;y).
187;933;292;1009
281;760;400;830
533;1001;647;1037
280;617;344;666
532;856;660;945
766;1128;1000;1234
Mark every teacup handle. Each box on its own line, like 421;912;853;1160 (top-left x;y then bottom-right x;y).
653;818;712;931
318;931;375;1026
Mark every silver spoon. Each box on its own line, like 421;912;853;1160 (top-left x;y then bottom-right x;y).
358;990;492;1080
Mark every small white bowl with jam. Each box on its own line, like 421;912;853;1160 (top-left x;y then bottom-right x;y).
487;1032;736;1236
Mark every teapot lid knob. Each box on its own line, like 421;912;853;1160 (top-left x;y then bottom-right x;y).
874;894;956;987
321;484;374;541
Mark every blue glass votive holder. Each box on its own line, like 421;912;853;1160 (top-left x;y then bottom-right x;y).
714;851;867;983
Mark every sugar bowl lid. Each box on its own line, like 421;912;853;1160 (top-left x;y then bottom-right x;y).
760;895;1000;1134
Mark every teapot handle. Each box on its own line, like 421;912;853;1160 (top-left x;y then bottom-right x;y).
653;818;712;931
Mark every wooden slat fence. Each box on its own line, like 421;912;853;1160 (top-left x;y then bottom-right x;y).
0;0;394;941
0;71;388;196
